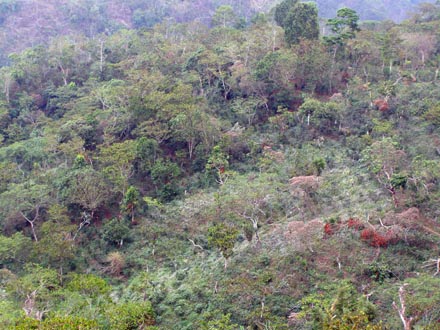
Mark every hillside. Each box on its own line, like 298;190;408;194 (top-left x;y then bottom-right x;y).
0;0;434;64
1;0;440;329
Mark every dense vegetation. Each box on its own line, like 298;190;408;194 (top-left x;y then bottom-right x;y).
1;0;440;329
0;0;435;64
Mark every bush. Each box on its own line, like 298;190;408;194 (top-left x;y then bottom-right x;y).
101;218;130;246
107;301;155;330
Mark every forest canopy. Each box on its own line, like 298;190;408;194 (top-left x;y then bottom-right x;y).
0;0;440;329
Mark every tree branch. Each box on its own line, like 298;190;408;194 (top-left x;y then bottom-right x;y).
188;239;204;251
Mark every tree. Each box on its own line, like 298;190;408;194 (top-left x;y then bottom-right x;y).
120;185;141;223
297;98;341;134
150;159;181;201
65;167;110;222
362;138;408;207
106;301;155;330
0;181;51;242
324;7;360;91
169;103;218;160
274;0;298;27
295;284;383;330
274;0;319;45
6;264;61;321
99;140;136;196
135;137;158;174
206;145;231;185
392;276;440;330
283;2;319;45
102;218;130;246
207;223;239;269
212;5;240;29
32;205;76;276
324;8;360;47
0;232;30;267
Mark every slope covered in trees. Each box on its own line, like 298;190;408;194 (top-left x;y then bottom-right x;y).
1;1;440;329
0;0;435;64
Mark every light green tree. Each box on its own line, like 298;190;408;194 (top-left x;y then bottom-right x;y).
207;223;239;269
212;5;239;29
99;140;136;195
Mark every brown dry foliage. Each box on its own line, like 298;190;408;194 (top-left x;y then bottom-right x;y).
382;207;421;227
289;175;320;192
285;219;324;252
106;251;125;276
263;145;285;163
373;99;389;112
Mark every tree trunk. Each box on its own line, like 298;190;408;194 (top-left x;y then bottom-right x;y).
20;211;38;242
100;39;105;77
393;284;415;330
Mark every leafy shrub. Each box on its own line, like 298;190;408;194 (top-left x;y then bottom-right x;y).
12;316;99;330
66;274;111;298
101;218;130;246
107;301;155;330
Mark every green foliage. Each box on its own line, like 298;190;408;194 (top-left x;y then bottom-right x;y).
298;98;341;134
398;276;440;328
206;145;233;185
66;274;111;298
274;0;298;27
199;313;240;330
0;232;30;265
298;284;381;330
424;103;440;126
135;137;158;173
13;315;99;330
150;159;181;201
73;154;87;169
366;262;393;283
64;167;111;215
274;0;319;45
99;140;136;194
107;301;155;330
324;8;360;46
101;218;131;246
284;2;320;45
33;219;76;269
121;185;141;222
207;223;239;261
1;3;440;329
390;172;407;189
212;5;240;29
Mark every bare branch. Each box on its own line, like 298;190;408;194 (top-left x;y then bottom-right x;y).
188;239;204;251
393;284;415;330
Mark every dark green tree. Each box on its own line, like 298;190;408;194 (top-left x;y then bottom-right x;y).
284;2;320;45
324;8;360;46
101;218;130;246
121;186;141;223
274;0;298;27
274;0;319;45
